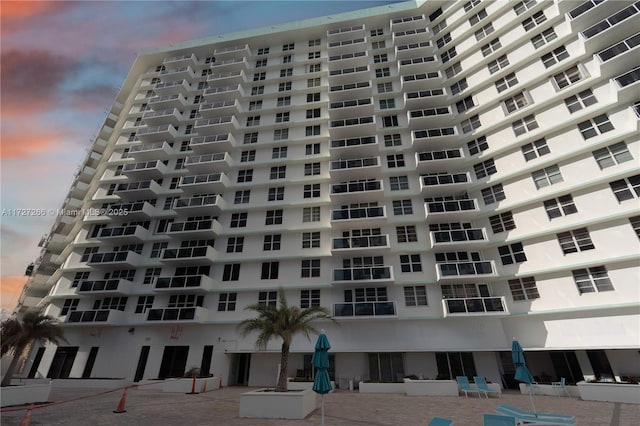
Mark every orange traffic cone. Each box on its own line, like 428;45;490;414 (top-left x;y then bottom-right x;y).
113;387;128;413
186;374;199;395
19;404;33;426
201;379;207;393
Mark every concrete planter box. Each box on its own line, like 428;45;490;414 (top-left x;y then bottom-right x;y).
137;377;220;393
518;383;579;397
287;380;335;391
404;379;459;396
10;378;50;386
358;381;405;394
1;382;52;407
239;387;316;419
52;378;130;389
577;381;640;404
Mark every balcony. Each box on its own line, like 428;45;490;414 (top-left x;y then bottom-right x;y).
67;309;125;325
179;173;230;194
430;228;486;246
332;266;393;283
327;24;365;39
207;70;246;85
329;81;371;102
148;93;187;110
329;98;374;120
332;234;389;253
135;124;178;142
194;116;239;135
203;84;244;101
415;149;464;172
77;279;132;295
146;306;208;322
159;66;197;82
161;246;217;265
87;251;142;269
199;100;240;118
390;14;426;30
122;160;169;179
407;105;451;128
167;218;221;238
420;173;471;195
142;108;182;127
214;44;250;56
330;206;387;228
184;152;232;173
154;275;215;293
329;136;378;157
104;201;157;219
328;65;369;85
435;261;496;281
327;37;367;56
163;53;198;68
128;141;177;161
442;296;507;317
173;194;226;215
153;79;190;96
393;27;428;44
96;225;149;242
209;57;248;72
114;180;162;200
330;157;380;179
395;41;432;60
331;180;383;202
613;66;640;104
334;301;397;318
189;134;234;154
424;199;478;222
329;116;376;138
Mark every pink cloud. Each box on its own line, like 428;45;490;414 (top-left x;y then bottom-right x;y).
1;120;78;158
0;275;27;311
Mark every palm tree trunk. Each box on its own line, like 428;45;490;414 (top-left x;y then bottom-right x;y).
1;344;25;387
276;342;290;392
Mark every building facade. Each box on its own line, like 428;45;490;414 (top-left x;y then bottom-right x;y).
15;0;640;387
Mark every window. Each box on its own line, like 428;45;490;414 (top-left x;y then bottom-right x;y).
382;115;398;128
371;28;383;37
256;59;267;68
71;272;89;288
309;38;321;47
257;47;270;55
558;228;595;254
305;143;320;155
440;47;457;63
302;232;320;248
475;23;494;41
268;187;285;201
304;162;321;176
445;62;462;79
392;199;413;215
253;72;266;81
222;264;240;281
243;132;258;144
404;286;428;306
135;296;154;314
384;134;402;147
248;100;262;111
609;175;640;202
240;150;256;162
270;166;286;179
469;8;488;26
400;254;422;272
303;206;321;222
304;184;321;198
436;33;452;49
522;138;550;161
379;99;395;109
246;116;260;127
387;154;405;168
461;115;481;133
143;268;161;285
230;212;247;228
309;51;321;59
378;82;393;93
532;28;557;49
306;125;321;136
503;91;530;114
593;142;633;169
265;209;283;225
272;146;287;159
258;291;278;307
307;77;321;87
488;55;509;74
373;54;388;63
489;211;516;233
60;299;79;315
481;184;506;205
218;293;237;311
301;259;321;278
522;11;546;31
566;84;599;111
273;129;289;140
630;216;640;239
226;237;244;253
541;46;569;68
282;54;292;64
512;114;538;136
282;42;294;51
232;190;250;205
498;242;527;265
396;225;417;243
467;136;488;155
390;176;409;190
532;165;563;189
275;112;290;123
150;242;167;258
450;79;468;95
237;169;253;183
578;114;614;139
278;82;292;92
508;277;539;301
81;247;98;262
481;38;502;57
372;41;386;50
544;194;578;219
514;0;536;15
307;93;320;103
306;108;321;119
473;159;496;179
572;266;614;294
263;234;281;251
375;67;390;78
432;17;446;34
300;289;320;308
277;96;291;107
261;262;279;279
456;96;475;114
251;86;264;96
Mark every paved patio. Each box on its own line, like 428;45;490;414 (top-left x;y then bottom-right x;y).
1;386;637;425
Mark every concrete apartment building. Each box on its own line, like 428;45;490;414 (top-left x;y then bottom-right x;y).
13;0;639;387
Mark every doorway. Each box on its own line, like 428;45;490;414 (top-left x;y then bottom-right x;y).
82;347;99;378
28;347;46;378
587;350;615;381
230;353;251;385
47;347;79;379
158;346;189;379
134;346;150;382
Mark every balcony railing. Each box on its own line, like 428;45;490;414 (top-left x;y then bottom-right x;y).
432;228;485;244
174;195;219;209
331;181;382;194
421;173;469;186
88;251;139;264
147;307;199;321
155;275;211;290
332;235;388;250
168;219;215;233
437;261;494;277
334;301;396;317
330;157;378;170
67;310;112;323
331;206;385;221
333;266;392;281
161;246;215;261
443;296;506;316
77;279;126;293
426;199;477;213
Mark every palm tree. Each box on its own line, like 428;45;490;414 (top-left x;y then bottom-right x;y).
1;310;67;387
238;289;332;392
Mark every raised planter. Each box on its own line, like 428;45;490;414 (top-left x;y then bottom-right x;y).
404;379;459;396
358;381;405;394
239;387;316;419
137;377;220;393
518;383;579;397
1;382;52;407
287;379;335;391
577;381;640;404
52;378;130;389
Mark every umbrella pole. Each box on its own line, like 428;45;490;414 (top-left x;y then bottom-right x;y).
528;385;537;416
321;394;325;426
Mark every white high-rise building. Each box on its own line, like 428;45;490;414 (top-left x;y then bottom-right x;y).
15;0;639;387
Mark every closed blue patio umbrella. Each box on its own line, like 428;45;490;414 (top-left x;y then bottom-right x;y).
512;339;537;415
312;331;332;426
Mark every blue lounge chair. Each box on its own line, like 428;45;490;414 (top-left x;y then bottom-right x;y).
456;376;481;398
427;416;454;426
495;405;576;425
551;377;570;396
474;376;501;398
484;414;516;426
496;405;575;420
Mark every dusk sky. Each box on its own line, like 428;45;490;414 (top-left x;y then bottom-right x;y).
0;0;404;313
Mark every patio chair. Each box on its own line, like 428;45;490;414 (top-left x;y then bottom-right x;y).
456;376;481;398
495;405;576;425
551;377;570;397
474;376;501;398
427;416;454;426
484;414;516;426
